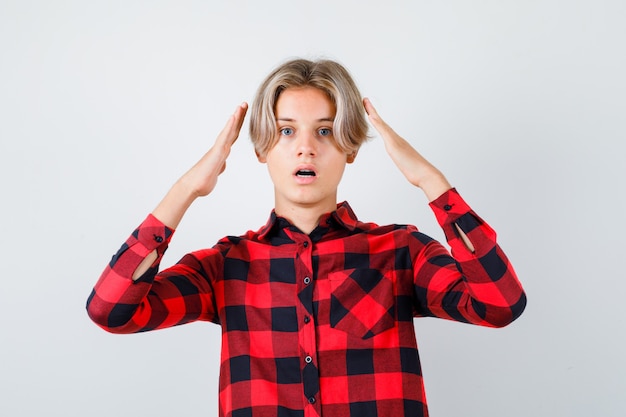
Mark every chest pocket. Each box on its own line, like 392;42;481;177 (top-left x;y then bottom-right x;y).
329;268;396;339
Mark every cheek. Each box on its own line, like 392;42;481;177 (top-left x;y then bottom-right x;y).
266;153;289;176
327;159;348;180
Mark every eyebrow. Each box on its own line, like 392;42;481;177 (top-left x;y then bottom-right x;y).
276;117;335;122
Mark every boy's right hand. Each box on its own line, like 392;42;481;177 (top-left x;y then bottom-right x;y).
151;102;248;230
180;102;249;198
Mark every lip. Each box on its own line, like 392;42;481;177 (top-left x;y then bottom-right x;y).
293;164;318;185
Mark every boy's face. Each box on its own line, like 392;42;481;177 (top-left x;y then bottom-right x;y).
258;87;355;215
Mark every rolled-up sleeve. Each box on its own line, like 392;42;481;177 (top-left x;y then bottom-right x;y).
86;214;220;333
412;188;527;327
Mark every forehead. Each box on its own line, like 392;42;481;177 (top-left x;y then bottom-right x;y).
275;87;336;119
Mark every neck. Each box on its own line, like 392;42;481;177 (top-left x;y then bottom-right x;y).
274;202;336;235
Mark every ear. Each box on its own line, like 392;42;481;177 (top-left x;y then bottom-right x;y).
256;149;267;163
346;150;358;164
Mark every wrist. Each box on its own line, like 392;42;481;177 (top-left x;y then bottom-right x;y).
151;180;198;229
175;174;205;200
418;171;452;202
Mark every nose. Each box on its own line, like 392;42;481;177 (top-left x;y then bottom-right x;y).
297;131;317;157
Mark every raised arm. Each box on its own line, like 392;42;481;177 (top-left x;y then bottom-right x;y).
363;98;525;326
132;103;248;279
364;98;475;251
363;98;451;201
153;102;248;228
86;103;248;332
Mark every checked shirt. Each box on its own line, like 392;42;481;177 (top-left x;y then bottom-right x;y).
87;188;526;417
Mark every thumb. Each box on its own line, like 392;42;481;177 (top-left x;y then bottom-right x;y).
363;98;387;130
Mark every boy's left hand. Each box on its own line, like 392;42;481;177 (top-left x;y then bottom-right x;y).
363;98;452;201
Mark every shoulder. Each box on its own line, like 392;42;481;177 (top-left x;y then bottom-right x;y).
354;219;434;244
211;222;271;251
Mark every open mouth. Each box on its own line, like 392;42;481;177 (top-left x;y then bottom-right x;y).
296;169;316;177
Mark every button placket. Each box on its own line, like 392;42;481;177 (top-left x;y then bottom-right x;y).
295;237;319;410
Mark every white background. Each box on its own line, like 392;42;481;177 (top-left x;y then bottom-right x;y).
1;1;624;416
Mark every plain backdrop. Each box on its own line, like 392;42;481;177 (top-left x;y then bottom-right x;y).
1;1;624;416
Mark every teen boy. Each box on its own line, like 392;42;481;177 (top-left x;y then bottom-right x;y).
87;58;526;417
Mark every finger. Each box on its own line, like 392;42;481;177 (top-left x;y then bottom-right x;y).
364;97;384;121
225;102;248;140
232;102;248;133
363;97;391;136
216;102;248;148
363;97;376;116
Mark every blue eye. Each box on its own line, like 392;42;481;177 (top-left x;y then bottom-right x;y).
280;127;294;136
318;128;332;136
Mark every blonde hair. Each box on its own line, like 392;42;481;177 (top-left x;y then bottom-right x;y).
250;58;369;158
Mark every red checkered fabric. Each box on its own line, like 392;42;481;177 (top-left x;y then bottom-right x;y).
87;188;526;417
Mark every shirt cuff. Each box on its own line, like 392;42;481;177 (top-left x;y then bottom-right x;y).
428;188;473;226
134;213;175;251
429;188;498;260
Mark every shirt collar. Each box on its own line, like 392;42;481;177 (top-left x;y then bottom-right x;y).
258;201;359;241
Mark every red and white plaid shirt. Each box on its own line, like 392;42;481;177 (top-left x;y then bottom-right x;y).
87;188;526;417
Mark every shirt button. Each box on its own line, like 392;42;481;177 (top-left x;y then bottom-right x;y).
305;355;312;363
443;204;452;211
308;397;316;404
304;316;310;324
153;234;164;243
303;277;311;285
303;241;309;248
